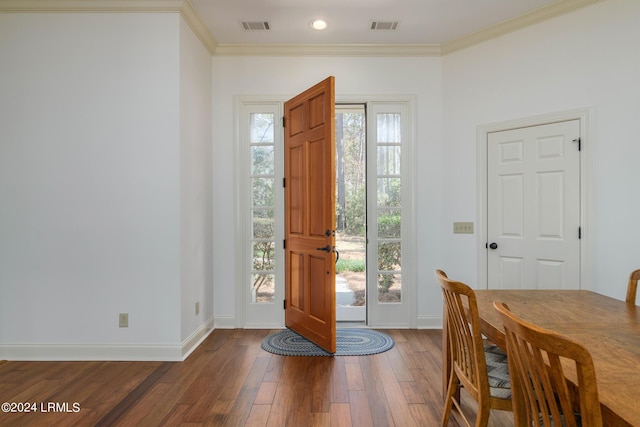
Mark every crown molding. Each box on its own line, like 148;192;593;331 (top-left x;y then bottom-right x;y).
0;0;603;57
180;0;217;54
441;0;604;54
0;0;184;11
0;0;218;54
213;44;441;57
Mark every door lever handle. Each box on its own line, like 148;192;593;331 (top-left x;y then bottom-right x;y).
316;245;331;252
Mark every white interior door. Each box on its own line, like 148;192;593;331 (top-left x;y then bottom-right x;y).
487;120;581;289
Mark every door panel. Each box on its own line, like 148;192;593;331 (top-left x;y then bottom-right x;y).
487;120;580;290
284;77;336;353
289;144;304;235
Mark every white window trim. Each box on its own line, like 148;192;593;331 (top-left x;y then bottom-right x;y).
235;97;284;328
364;97;417;328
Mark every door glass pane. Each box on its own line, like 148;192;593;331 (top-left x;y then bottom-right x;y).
252;242;275;271
377;146;401;175
378;242;401;271
378;209;401;238
252;210;274;239
251;178;274;207
251;273;274;303
250;113;274;143
377;178;401;207
251;146;274;175
377;273;401;303
376;113;401;143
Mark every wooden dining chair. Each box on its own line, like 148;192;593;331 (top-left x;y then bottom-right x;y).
493;301;603;427
435;270;512;427
625;269;640;304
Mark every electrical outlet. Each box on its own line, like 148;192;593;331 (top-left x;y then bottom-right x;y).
453;222;474;234
195;301;200;316
119;313;128;328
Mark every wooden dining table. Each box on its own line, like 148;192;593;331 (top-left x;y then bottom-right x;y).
447;289;640;427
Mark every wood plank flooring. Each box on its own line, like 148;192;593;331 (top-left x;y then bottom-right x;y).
0;329;514;426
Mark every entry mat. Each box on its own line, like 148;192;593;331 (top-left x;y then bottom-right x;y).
261;328;395;356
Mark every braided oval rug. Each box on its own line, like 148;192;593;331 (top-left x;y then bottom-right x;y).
261;328;394;356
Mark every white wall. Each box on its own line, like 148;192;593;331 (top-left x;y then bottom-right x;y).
179;17;214;344
2;0;636;354
0;12;213;359
441;0;640;301
211;55;443;326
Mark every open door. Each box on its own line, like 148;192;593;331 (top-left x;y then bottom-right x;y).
284;77;336;353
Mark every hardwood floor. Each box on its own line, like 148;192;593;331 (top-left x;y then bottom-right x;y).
0;329;514;426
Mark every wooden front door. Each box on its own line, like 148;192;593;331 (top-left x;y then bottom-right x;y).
284;77;336;353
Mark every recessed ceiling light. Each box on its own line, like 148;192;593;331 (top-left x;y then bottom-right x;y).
311;19;328;30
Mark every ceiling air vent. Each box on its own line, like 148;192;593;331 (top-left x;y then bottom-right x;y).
242;21;271;31
370;21;399;31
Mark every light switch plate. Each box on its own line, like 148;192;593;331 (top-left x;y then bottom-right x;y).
453;222;474;234
119;313;128;328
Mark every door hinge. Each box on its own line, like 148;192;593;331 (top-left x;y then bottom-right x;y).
283;239;286;249
578;226;582;239
283;299;286;309
573;137;581;151
282;116;286;127
283;177;286;188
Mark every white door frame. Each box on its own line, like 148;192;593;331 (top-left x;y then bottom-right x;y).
476;108;594;290
235;94;417;329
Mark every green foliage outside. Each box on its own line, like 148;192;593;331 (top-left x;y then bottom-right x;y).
253;217;274;294
341;186;366;236
336;258;366;273
377;214;401;292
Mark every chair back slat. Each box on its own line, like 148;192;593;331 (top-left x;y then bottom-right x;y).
494;301;603;427
438;273;489;399
435;270;512;427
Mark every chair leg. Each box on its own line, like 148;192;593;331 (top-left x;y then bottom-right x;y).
441;373;457;426
474;406;490;427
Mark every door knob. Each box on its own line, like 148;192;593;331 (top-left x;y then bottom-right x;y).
489;242;498;250
316;245;331;252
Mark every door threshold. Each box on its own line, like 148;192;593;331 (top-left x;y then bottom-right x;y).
337;321;367;328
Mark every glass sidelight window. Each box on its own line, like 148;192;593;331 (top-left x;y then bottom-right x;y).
249;113;276;303
375;113;402;302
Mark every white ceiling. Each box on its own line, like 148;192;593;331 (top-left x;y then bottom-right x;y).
189;0;592;47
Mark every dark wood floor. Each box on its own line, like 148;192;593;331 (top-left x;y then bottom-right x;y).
0;329;513;426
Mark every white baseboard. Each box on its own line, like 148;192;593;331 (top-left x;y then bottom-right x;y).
181;317;214;360
213;315;237;329
0;343;183;361
416;315;443;329
0;317;215;362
